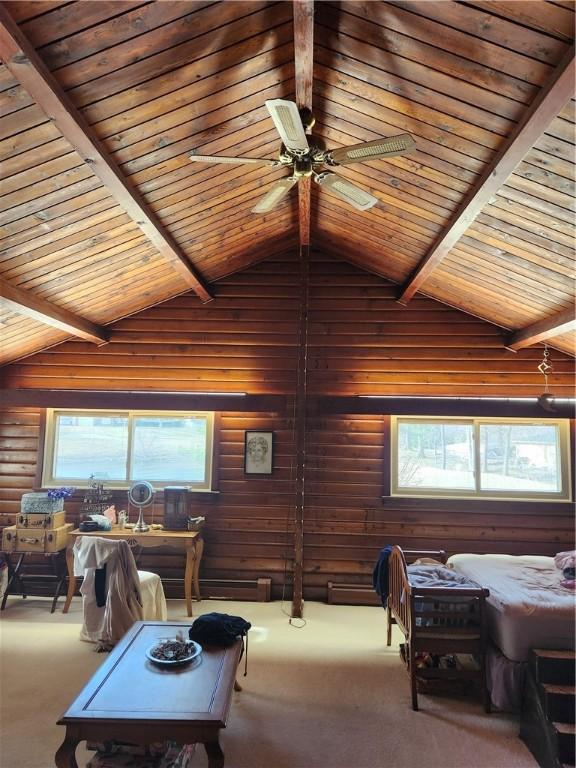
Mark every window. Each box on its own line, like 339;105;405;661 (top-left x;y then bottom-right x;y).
42;409;215;490
391;417;571;501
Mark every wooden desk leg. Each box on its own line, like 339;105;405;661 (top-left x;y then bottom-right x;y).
193;536;204;601
54;734;79;768
204;739;224;768
184;545;194;618
62;545;76;614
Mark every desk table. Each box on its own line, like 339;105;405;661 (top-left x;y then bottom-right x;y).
56;620;242;768
63;528;204;617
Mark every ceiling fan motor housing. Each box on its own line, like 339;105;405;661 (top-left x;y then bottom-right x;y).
294;157;314;177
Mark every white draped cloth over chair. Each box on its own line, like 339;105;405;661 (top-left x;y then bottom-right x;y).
73;536;167;649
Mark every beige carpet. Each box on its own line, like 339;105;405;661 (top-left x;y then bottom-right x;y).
0;596;536;768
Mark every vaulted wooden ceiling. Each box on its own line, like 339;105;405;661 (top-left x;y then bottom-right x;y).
0;0;574;366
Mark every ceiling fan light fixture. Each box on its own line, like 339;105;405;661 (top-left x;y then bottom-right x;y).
315;173;379;211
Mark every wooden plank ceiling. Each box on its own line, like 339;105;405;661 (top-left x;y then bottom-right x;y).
0;0;574;366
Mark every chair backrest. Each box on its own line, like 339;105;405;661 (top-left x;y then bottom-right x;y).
74;536;143;649
73;536;136;576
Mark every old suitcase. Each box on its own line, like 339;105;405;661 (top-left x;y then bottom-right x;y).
2;525;17;552
17;511;66;530
2;525;43;552
45;523;73;553
2;523;72;553
21;492;64;514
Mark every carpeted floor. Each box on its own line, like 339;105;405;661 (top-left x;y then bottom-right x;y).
0;596;537;768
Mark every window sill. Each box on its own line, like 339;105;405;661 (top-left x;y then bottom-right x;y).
381;496;574;512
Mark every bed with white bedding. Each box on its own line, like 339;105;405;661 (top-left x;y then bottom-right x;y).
447;553;575;709
447;553;575;662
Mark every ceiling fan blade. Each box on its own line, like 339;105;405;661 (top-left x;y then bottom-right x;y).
328;134;416;165
315;172;378;211
189;153;277;166
251;177;298;213
265;99;309;153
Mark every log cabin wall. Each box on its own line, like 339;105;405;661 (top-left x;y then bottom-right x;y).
0;251;574;601
303;252;575;599
0;254;302;598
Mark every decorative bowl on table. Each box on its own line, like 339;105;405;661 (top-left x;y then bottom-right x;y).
145;636;202;667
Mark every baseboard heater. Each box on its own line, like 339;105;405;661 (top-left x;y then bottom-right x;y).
164;577;271;602
327;581;381;606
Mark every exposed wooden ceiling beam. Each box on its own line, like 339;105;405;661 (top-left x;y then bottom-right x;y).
506;306;576;352
0;4;213;304
0;278;109;345
397;42;576;305
294;0;314;247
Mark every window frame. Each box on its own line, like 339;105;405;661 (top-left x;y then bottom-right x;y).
391;416;572;502
41;408;215;490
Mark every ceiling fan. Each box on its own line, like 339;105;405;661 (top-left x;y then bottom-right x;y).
189;99;416;213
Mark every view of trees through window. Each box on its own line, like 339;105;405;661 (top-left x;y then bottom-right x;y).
398;422;475;490
132;417;207;481
479;423;559;492
47;411;213;487
395;418;566;498
55;415;128;481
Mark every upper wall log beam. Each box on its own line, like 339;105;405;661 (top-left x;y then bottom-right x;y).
397;42;576;305
506;306;576;352
0;390;572;418
0;278;109;345
0;389;288;412
0;4;213;304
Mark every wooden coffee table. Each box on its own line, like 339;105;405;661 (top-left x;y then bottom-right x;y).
55;621;242;768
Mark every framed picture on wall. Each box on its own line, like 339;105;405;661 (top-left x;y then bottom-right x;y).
244;431;274;475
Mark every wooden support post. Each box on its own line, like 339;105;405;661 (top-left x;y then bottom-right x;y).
291;244;310;619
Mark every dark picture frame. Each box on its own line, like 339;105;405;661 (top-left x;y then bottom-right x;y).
244;431;274;475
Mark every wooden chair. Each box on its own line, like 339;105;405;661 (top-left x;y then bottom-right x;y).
73;536;167;649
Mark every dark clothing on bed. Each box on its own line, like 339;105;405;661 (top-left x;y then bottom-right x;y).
372;545;393;606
